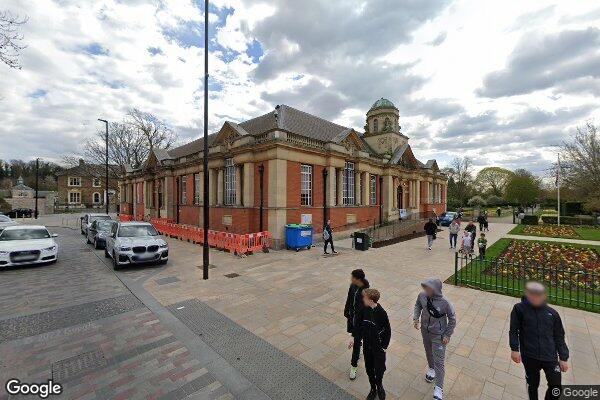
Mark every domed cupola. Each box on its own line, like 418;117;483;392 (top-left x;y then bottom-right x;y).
363;98;406;155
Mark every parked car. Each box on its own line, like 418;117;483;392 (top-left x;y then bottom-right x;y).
80;213;111;236
0;225;58;267
0;214;18;233
438;211;458;227
105;221;168;270
86;219;117;249
7;208;33;218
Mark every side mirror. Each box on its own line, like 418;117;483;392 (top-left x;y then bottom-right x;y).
51;233;59;238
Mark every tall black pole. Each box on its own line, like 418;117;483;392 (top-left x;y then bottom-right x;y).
202;0;210;280
34;158;39;219
98;119;109;214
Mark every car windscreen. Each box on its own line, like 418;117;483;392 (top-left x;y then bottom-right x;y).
90;216;111;223
0;228;50;241
118;225;159;237
96;221;115;231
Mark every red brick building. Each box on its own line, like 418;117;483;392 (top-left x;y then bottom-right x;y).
119;99;447;248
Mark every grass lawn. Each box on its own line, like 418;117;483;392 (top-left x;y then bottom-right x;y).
447;238;600;312
576;227;600;241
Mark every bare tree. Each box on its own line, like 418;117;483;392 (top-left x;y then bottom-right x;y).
0;10;27;69
560;123;600;199
444;157;474;206
80;109;177;169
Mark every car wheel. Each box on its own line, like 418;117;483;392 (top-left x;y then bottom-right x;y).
112;252;120;270
159;259;168;265
94;239;99;249
104;247;110;258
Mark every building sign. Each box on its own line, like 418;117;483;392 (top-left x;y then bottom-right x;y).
300;213;312;225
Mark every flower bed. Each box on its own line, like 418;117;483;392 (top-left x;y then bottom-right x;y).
494;240;600;292
521;225;580;239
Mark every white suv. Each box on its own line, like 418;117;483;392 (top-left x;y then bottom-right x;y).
105;222;168;270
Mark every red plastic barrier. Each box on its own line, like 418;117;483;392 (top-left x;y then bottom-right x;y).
119;214;134;222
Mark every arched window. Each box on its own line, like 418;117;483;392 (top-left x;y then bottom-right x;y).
384;118;391;130
93;192;101;204
373;119;378;132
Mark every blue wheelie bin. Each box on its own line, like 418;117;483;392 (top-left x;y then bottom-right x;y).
285;224;313;251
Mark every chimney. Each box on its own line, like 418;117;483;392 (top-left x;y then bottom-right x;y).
79;158;85;166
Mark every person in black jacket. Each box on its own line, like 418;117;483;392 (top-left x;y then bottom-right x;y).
323;219;337;254
349;288;391;400
344;269;370;380
509;282;569;400
424;218;438;250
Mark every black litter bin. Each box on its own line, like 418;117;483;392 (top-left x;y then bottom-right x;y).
353;232;370;251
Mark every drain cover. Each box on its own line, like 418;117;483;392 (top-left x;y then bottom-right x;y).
52;349;107;382
224;273;240;278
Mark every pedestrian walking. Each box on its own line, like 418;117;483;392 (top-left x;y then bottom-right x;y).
509;282;569;400
349;288;391;400
465;220;476;246
483;214;489;232
448;219;460;249
344;269;370;380
477;233;487;260
477;213;486;231
413;279;456;400
460;230;473;256
496;207;501;217
323;219;337;255
424;218;438;250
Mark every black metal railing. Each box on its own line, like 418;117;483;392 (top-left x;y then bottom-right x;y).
452;253;600;312
358;211;436;243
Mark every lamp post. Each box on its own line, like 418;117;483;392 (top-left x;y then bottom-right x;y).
258;164;264;232
34;158;39;219
98;119;109;214
201;0;210;280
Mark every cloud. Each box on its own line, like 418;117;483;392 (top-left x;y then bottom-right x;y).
477;27;600;98
428;32;447;46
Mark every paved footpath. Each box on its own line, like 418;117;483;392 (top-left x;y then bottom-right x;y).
142;222;600;400
1;223;355;400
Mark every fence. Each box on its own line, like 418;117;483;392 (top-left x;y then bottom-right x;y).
452;253;600;312
148;217;271;257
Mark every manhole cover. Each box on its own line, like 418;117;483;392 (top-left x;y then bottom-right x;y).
224;273;240;278
155;276;181;285
52;349;107;382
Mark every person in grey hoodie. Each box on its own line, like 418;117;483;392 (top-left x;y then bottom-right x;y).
413;279;457;400
448;220;460;249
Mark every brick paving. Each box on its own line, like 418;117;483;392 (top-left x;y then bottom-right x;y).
143;222;600;400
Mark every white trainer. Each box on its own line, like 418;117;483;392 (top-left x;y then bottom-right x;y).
425;368;435;383
433;386;443;400
349;366;357;380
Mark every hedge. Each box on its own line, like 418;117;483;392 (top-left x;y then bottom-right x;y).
521;215;539;225
541;215;597;226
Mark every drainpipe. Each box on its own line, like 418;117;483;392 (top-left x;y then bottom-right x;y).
258;164;264;232
379;176;383;226
322;168;328;224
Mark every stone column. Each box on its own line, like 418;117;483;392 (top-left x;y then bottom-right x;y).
217;169;224;205
416;180;421;210
164;175;174;219
235;165;242;206
362;172;369;206
355;171;361;205
208;169;216;206
337;168;344;206
382;175;394;221
326;166;336;207
243;163;254;207
267;159;287;249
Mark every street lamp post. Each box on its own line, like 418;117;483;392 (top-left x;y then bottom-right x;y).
201;0;210;280
98;119;109;215
34;158;39;219
258;164;264;232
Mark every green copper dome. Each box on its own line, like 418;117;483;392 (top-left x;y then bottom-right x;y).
370;98;397;111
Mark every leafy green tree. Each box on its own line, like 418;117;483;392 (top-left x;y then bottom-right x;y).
486;195;504;206
475;167;514;197
505;173;541;206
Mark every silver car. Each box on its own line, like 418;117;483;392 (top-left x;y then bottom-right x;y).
0;214;18;234
80;213;111;236
104;222;168;270
86;219;117;249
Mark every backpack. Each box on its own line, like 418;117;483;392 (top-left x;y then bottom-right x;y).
323;229;330;241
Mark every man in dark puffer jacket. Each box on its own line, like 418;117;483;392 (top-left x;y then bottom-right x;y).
344;269;370;380
509;282;569;400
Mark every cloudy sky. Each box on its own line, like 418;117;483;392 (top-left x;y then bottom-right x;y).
1;0;599;175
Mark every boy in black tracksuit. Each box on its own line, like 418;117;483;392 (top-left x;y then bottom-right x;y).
509;282;569;400
344;269;370;380
349;288;391;400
